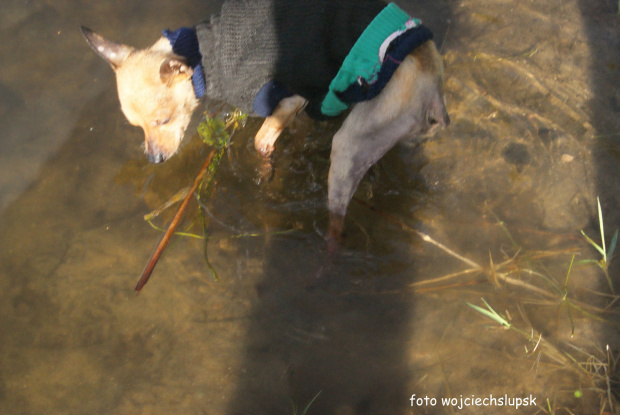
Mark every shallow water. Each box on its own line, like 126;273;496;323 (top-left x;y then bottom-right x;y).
0;0;618;414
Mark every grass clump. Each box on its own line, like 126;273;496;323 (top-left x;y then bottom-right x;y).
382;196;619;413
579;196;618;293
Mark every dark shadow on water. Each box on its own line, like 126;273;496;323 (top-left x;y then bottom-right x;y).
225;1;453;413
576;0;620;269
576;0;620;402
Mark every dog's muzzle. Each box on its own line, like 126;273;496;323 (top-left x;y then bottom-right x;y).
145;140;168;164
146;152;165;164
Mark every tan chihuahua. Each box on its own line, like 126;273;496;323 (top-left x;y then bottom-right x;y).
81;0;449;241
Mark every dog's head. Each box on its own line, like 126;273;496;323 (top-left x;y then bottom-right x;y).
81;27;199;163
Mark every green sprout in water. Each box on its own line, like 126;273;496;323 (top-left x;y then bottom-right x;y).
466;298;512;329
579;196;618;292
291;391;322;415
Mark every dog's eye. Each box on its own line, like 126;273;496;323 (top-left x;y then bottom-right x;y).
153;117;171;126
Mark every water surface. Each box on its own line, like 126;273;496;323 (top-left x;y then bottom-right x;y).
0;0;618;414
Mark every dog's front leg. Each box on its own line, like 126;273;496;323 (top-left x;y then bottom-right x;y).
254;95;307;157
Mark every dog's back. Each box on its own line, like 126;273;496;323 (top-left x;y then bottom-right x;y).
196;0;387;117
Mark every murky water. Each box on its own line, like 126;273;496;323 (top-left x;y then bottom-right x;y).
0;0;618;414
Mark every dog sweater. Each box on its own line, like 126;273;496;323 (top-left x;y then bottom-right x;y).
174;0;433;119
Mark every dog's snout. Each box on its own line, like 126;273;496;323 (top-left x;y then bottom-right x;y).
146;152;165;164
145;139;167;163
144;134;171;163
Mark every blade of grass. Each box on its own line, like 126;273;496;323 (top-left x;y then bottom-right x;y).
564;254;575;291
300;391;322;415
580;230;606;258
597;197;607;263
146;219;204;239
143;187;190;221
466;299;511;327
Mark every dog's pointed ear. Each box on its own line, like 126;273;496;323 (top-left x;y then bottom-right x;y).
80;26;133;70
159;57;193;85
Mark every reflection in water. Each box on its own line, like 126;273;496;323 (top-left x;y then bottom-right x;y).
0;0;618;414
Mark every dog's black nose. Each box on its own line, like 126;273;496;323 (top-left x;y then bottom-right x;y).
147;153;165;164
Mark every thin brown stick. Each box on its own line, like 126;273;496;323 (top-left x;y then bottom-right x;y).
355;198;559;298
135;149;217;293
355;199;481;268
409;268;481;287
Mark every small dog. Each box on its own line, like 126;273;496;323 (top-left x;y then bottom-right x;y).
81;0;449;241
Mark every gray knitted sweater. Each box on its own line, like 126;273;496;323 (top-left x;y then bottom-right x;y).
195;0;386;118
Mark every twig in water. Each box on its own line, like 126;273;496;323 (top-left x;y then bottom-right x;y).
355;199;557;298
135;149;217;294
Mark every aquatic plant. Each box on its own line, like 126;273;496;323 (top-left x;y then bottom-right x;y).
466;297;619;414
135;110;245;292
196;110;245;281
359;197;619;413
579;196;617;293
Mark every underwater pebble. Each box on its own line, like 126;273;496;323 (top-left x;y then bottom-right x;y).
561;154;574;163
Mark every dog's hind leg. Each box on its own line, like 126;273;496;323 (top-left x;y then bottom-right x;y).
326;101;420;242
254;95;307;156
326;47;448;243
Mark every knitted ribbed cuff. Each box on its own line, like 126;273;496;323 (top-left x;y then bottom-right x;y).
320;3;419;116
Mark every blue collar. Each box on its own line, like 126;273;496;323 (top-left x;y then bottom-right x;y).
162;27;206;98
